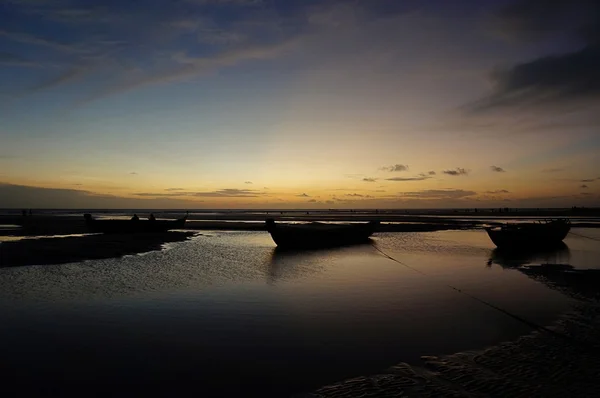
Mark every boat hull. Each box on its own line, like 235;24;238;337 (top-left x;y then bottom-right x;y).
266;220;378;249
84;215;186;234
485;221;570;249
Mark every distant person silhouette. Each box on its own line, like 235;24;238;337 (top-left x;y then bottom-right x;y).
131;214;139;221
149;213;156;221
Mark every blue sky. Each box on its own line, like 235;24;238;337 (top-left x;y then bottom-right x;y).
0;0;599;208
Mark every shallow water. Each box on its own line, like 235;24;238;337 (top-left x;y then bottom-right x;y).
0;229;598;396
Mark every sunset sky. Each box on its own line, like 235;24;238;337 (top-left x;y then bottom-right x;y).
1;0;598;208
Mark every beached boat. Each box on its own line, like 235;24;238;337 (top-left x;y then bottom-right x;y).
84;214;187;234
265;219;379;249
485;219;570;249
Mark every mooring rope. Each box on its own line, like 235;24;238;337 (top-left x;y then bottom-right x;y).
370;243;586;346
569;231;600;242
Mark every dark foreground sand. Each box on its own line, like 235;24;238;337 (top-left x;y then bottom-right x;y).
0;231;195;267
304;266;600;398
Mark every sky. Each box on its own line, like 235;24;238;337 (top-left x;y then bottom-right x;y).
0;0;599;209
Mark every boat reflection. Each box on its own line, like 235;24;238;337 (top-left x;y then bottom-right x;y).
267;240;374;284
487;242;570;268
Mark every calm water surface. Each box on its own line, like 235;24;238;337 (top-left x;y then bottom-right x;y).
0;229;598;396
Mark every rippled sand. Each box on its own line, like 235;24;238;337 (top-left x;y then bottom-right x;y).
306;269;600;398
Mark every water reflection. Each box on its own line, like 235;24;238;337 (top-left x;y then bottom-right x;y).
0;230;578;397
267;241;375;284
488;243;571;268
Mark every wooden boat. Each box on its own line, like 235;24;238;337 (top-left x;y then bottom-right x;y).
265;219;379;249
84;213;187;234
485;219;570;249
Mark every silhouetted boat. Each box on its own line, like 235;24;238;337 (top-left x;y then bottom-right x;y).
265;219;379;249
84;214;187;234
485;219;570;249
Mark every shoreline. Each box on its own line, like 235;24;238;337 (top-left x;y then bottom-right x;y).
2;208;599;218
0;231;195;268
0;214;596;268
305;264;600;397
306;303;600;397
1;214;599;237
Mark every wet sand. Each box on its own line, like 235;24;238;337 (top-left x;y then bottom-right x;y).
0;232;195;267
305;266;600;398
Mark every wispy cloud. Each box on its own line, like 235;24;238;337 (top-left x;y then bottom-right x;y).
135;188;265;197
581;184;588;189
442;168;469;176
297;193;310;197
427;171;436;175
380;164;409;172
362;177;377;182
386;176;431;182
82;38;302;103
490;165;506;172
472;0;600;111
485;189;510;194
165;187;184;191
3;0;415;104
0;182;200;208
0;29;88;53
192;188;264;197
0;52;38;67
244;181;253;184
19;66;91;96
134;192;185;197
399;189;477;199
1;0;312;103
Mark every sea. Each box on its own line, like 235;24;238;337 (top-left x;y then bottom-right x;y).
0;211;599;396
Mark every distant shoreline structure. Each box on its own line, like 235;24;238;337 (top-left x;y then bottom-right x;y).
1;208;599;236
0;206;598;214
